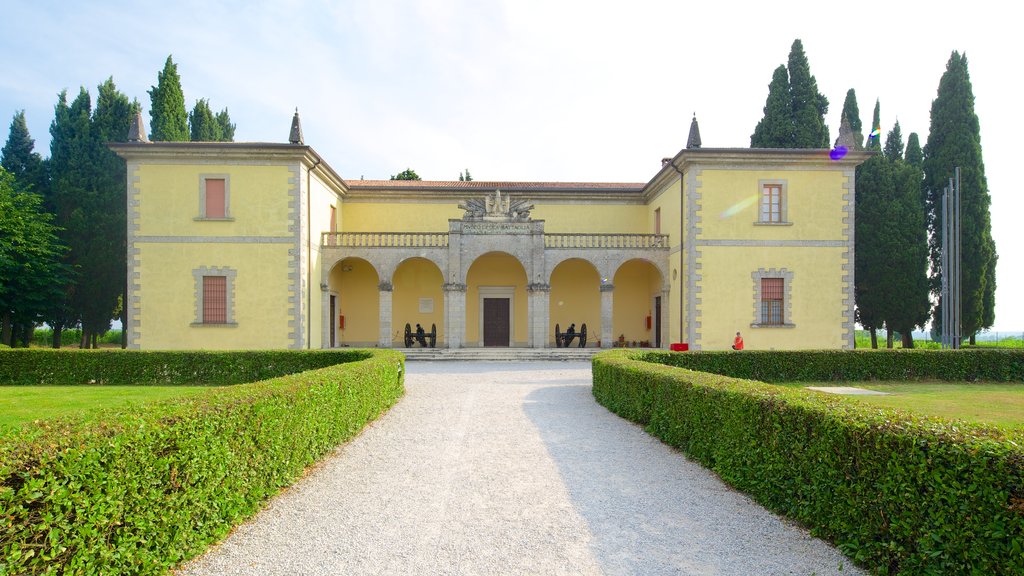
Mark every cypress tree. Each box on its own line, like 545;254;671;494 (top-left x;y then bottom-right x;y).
215;108;235;142
884;120;904;160
923;51;996;339
839;89;864;148
750;65;793;147
148;55;189;142
1;111;45;192
855;153;889;347
866;99;881;150
884;157;931;348
189;98;222;141
905;133;923;168
787;39;829;148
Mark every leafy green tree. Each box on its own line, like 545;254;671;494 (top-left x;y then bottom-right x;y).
0;168;70;347
215;108;235;141
750;65;793;147
923;51;996;341
148;55;189;142
390;168;421;181
905;133;923;168
838;89;864;148
787;39;829;148
189;98;223;141
884;120;904;160
1;111;45;192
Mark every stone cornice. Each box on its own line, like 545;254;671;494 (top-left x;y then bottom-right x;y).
342;188;646;204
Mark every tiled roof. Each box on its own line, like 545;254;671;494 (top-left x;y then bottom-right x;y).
346;180;645;191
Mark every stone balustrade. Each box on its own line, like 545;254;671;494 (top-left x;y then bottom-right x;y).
322;232;450;248
543;233;670;249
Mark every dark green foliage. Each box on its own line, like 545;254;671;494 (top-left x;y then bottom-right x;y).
188;98;222;141
0;169;70;347
750;65;792;147
786;39;829;148
905;132;923;168
854;154;888;338
1;111;45;192
592;350;1024;575
883;120;903;160
885;159;931;345
147;55;189;142
390;168;421;180
0;349;404;575
839;89;863;147
924;52;996;337
215;108;235;142
462;168;473;182
866;99;881;150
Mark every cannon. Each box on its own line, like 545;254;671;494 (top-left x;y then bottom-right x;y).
554;322;587;348
404;323;437;348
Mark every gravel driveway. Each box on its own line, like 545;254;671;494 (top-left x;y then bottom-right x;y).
177;361;861;575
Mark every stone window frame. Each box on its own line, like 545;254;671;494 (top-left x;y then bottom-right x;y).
194;174;234;221
751;268;795;328
754;179;792;226
191;266;238;326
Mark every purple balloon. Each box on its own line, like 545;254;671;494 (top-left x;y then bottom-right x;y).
829;146;848;161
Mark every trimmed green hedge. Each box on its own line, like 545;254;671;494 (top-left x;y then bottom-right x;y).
0;349;404;575
0;349;369;386
593;350;1024;575
645;348;1024;382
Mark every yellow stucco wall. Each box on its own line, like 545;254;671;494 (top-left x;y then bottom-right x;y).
531;204;648;233
613;259;663;345
549;259;601;345
340;202;463;232
135;243;293;350
308;168;343;349
465;252;529;345
696;246;847;350
330;258;379;346
392;258;446;346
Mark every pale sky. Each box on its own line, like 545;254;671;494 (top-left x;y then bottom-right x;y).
1;1;1019;332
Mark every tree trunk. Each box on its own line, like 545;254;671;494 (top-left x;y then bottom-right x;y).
52;323;63;348
969;333;976;346
91;333;98;349
1;312;11;346
886;326;894;349
18;323;33;347
121;298;127;349
79;329;88;349
902;331;914;349
870;327;878;349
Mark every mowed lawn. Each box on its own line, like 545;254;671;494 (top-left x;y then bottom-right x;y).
0;386;218;429
801;381;1024;428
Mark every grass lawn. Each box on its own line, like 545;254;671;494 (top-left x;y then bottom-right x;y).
799;381;1024;428
0;386;218;430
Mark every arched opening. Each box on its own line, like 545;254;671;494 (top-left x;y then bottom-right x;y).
391;257;445;347
613;259;664;348
466;252;528;347
549;258;600;346
328;257;379;347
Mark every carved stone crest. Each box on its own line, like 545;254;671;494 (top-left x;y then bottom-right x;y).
459;189;534;222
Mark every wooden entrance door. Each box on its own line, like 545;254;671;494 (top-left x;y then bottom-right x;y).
654;296;662;348
329;295;337;348
483;298;510;346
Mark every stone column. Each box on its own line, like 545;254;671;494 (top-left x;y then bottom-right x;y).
600;283;614;347
378;281;393;348
528;283;550;348
443;283;466;349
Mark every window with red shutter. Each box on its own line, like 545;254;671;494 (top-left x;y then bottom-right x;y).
203;276;227;323
761;277;784;325
205;178;226;218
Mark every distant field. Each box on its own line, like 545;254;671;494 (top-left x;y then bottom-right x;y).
0;386;218;430
799;381;1024;428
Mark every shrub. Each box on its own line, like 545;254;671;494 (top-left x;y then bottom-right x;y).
0;349;404;575
643;348;1024;382
593;350;1024;575
0;349;369;386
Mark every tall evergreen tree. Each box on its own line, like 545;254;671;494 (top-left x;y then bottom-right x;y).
787;39;829;148
866;99;881;150
884;120;904;160
750;65;793;147
839;89;864;148
855;153;889;348
1;111;45;192
923;51;996;340
148;55;189;142
883;157;931;348
189;98;223;141
215;108;235;142
905;133;923;168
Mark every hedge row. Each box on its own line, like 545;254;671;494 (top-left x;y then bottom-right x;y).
0;349;369;386
0;349;405;575
592;350;1024;575
645;348;1024;382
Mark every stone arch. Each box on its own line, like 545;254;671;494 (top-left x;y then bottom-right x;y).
612;259;665;347
391;257;446;347
465;251;529;346
326;257;380;347
549;258;601;346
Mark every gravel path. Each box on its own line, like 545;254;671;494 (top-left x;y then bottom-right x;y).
177;361;862;575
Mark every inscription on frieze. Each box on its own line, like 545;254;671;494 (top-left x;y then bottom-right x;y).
462;221;534;235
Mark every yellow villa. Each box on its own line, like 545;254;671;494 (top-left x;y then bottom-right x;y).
111;112;868;351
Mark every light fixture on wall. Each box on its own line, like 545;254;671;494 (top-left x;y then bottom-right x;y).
342;265;353;272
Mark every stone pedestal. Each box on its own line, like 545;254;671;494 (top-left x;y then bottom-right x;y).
528;283;550;348
378;282;393;348
443;283;466;348
600;283;614;347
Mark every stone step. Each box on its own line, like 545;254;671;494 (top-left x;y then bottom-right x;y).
398;347;603;361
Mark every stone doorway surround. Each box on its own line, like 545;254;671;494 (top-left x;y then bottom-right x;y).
479;287;515;347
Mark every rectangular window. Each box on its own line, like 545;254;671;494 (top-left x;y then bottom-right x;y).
760;184;782;223
760;278;784;325
205;178;226;218
202;275;227;323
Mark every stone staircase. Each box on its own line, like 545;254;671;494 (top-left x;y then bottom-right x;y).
399;347;601;362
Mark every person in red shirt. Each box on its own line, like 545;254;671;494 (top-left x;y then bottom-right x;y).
732;331;744;350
